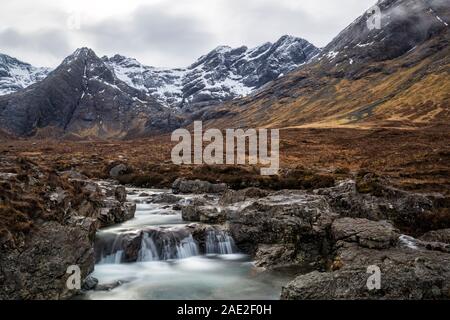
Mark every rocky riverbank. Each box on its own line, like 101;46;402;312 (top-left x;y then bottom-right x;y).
174;178;450;300
0;158;136;299
1;158;449;299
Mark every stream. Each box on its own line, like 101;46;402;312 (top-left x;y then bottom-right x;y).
85;187;294;300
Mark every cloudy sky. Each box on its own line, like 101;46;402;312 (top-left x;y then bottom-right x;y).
0;0;376;68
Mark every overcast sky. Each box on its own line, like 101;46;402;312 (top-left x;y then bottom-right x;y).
0;0;376;68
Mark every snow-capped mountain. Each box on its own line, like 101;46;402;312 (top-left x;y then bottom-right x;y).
103;35;319;109
0;48;181;138
0;53;52;96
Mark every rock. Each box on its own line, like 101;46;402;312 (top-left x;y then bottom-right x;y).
227;190;337;267
109;164;129;178
148;193;182;204
282;247;450;300
282;215;450;300
315;180;437;232
0;217;97;300
60;170;88;180
82;276;99;291
98;199;136;228
139;192;150;197
95;281;124;292
219;187;270;205
420;229;450;244
172;178;227;194
95;231;143;263
331;218;399;249
114;186;127;203
253;244;297;269
181;198;226;224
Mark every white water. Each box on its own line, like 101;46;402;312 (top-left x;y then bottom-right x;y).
87;187;292;300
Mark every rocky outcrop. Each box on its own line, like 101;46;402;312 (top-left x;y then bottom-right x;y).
281;217;450;300
219;187;270;205
315;179;441;233
181;197;226;224
0;158;136;299
227;190;337;268
0;158;102;299
420;229;450;244
331;218;399;250
0;217;97;300
0;53;51;96
172;178;227;194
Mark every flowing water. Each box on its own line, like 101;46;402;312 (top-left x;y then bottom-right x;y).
86;187;294;300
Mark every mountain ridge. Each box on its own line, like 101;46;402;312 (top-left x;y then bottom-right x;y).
198;0;450;130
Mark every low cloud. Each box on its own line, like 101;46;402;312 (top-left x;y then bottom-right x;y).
80;4;215;67
0;28;71;66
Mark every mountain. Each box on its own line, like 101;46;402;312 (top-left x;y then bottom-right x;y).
200;0;450;129
0;53;51;96
103;35;319;110
0;48;182;138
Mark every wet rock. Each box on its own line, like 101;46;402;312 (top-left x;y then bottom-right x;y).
0;217;97;300
228;190;338;267
282;247;450;300
95;281;124;292
315;180;437;232
219;187;270;205
114;186;127;203
172;178;227;194
82;276;99;291
147;193;182;204
181;198;226;224
98;199;136;228
253;244;297;269
95;231;143;263
332;218;399;249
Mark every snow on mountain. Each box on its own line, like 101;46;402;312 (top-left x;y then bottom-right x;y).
0;54;52;96
103;35;319;109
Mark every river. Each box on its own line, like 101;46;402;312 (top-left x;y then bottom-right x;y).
85;187;293;300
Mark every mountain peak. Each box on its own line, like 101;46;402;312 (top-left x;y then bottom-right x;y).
62;47;98;65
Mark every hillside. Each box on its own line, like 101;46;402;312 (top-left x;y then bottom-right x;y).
200;0;450;129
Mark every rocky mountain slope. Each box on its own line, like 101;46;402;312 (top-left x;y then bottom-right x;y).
0;36;318;138
103;35;319;110
0;53;51;96
201;0;450;129
0;48;182;138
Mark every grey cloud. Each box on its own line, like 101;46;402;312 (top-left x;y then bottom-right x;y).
80;4;215;67
0;28;71;66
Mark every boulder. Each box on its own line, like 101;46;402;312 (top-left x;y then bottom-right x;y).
172;178;227;194
0;217;97;300
109;164;129;178
219;187;270;205
315;180;438;232
420;229;450;244
331;218;399;249
227;190;338;267
181;198;226;224
98;199;136;228
282;247;450;300
114;186;127;203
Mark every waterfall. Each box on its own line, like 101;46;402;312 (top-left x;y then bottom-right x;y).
100;250;124;264
399;235;419;250
139;231;200;261
206;230;237;255
138;233;159;262
176;235;200;259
